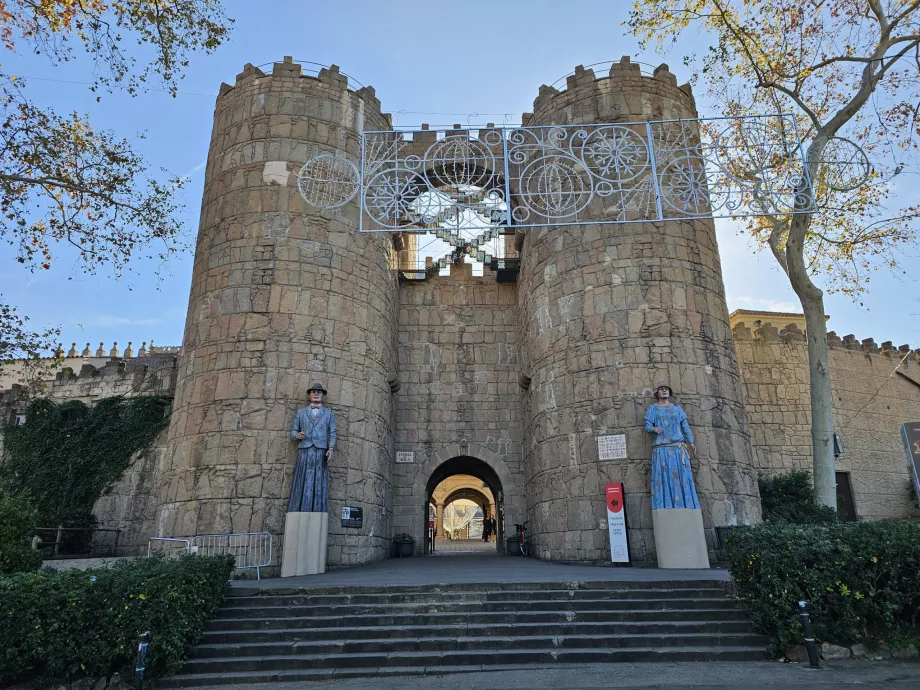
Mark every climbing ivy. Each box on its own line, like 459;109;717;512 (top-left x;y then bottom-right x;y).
0;396;170;530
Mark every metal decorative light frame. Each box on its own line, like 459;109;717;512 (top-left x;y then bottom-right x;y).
297;114;870;248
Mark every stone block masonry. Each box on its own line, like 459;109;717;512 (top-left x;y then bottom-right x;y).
393;263;525;551
6;57;917;572
732;318;920;521
518;58;761;565
155;58;399;570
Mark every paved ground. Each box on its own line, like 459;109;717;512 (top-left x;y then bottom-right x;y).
232;554;730;589
232;660;920;689
431;538;500;554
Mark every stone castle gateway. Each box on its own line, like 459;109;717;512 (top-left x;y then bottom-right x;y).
4;57;918;571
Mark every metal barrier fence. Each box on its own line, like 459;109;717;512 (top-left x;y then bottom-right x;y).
191;533;272;580
146;537;191;557
146;532;273;579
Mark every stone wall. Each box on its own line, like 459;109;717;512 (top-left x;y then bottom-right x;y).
156;59;400;570
518;58;761;565
0;355;178;555
732;320;920;521
393;263;525;552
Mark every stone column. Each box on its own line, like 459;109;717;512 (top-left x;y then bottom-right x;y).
517;58;761;564
436;503;445;538
155;59;399;570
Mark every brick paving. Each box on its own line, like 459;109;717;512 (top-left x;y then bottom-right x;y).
231;555;730;590
431;538;499;555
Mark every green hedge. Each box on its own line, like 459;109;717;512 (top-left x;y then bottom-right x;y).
758;470;838;524
726;521;920;655
0;491;42;574
0;554;234;686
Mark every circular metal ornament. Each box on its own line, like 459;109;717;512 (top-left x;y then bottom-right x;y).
578;126;650;183
659;157;720;216
424;137;496;190
297;154;359;209
363;168;423;228
819;137;871;192
518;155;592;219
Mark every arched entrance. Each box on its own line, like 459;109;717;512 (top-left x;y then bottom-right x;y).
424;456;504;554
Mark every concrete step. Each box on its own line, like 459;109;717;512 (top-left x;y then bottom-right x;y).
159;647;768;687
204;606;751;631
224;586;729;607
165;579;764;687
229;580;730;597
200;619;757;645
188;631;768;660
211;596;740;619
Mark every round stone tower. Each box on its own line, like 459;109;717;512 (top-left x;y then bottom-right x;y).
155;59;399;568
518;58;761;564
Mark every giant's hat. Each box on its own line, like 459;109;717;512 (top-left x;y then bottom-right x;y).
308;383;328;395
652;383;674;399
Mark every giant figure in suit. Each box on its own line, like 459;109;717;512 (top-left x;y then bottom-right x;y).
288;383;336;512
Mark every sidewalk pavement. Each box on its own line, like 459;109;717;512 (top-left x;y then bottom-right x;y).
232;659;920;689
232;554;730;590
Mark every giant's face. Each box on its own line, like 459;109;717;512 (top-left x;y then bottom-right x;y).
656;386;671;400
309;390;324;404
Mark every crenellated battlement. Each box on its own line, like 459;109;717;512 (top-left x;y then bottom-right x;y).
731;319;918;363
524;56;696;126
216;57;393;128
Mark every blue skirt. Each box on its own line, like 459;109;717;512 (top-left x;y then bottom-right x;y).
651;444;700;510
288;447;328;512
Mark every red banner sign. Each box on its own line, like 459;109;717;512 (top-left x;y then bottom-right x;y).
605;483;629;563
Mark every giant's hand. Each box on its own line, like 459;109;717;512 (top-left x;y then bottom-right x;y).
326;449;334;461
690;443;696;455
296;431;305;440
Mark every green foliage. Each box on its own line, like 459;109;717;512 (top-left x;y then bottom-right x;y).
726;522;920;656
393;533;415;544
0;395;170;531
0;491;42;574
0;554;234;686
758;470;839;524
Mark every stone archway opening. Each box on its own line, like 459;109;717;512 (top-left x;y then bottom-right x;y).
424;456;504;555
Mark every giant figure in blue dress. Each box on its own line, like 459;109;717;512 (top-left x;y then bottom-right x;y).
644;384;700;510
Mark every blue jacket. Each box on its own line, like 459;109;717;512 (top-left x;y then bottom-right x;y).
290;405;337;450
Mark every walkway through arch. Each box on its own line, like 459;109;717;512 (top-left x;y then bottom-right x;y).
424;456;504;555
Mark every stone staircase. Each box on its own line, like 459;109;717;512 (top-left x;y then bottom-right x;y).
160;579;767;687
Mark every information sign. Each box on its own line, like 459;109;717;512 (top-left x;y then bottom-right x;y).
341;506;363;529
597;434;628;460
605;483;629;563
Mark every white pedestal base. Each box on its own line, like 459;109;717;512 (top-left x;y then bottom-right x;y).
652;508;710;569
281;511;328;577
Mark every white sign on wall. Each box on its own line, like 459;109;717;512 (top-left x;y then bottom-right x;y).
395;452;414;464
597;434;628;461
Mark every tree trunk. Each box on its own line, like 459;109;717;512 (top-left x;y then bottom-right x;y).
796;286;837;509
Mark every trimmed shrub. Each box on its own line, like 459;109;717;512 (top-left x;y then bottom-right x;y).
0;554;234;686
758;470;838;524
0;491;42;574
726;521;920;656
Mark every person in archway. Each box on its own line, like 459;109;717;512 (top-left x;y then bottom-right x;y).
288;383;336;512
482;512;492;542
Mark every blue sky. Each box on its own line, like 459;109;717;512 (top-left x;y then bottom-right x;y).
1;0;916;353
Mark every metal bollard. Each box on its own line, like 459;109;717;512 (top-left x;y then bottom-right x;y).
797;601;820;668
135;631;151;690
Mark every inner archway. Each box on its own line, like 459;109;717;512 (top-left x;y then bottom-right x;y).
424;456;504;555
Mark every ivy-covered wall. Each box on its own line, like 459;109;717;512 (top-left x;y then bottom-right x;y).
0;355;177;555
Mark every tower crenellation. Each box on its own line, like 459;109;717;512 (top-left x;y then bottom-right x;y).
732;318;918;363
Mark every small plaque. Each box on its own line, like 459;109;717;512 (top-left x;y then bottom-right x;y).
341;506;363;529
597;434;628;461
396;451;414;464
